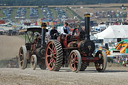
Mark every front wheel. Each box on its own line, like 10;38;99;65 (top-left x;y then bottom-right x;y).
30;55;37;70
39;59;46;70
69;50;81;73
95;50;107;72
80;62;87;71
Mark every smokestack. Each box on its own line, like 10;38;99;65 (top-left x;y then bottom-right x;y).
84;14;90;40
41;23;47;47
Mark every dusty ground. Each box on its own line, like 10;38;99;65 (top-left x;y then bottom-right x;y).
0;66;128;85
0;35;24;60
0;34;128;85
1;30;128;85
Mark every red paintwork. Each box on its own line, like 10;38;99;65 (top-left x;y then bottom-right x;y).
70;28;78;32
58;34;72;48
57;33;80;48
63;35;68;47
57;36;61;42
73;35;80;41
82;53;87;56
81;57;99;62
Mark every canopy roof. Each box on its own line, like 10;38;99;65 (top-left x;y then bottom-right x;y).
94;25;128;39
19;26;42;33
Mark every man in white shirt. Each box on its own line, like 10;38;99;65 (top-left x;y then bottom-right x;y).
60;22;70;34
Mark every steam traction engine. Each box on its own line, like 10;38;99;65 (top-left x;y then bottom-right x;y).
18;26;47;70
18;14;107;72
45;14;107;72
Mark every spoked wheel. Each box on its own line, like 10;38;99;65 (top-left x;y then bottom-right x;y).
39;59;46;70
80;62;87;71
18;45;27;69
45;40;63;71
30;55;37;70
69;50;81;73
95;51;107;72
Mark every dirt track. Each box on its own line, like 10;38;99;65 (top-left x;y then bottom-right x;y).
0;35;24;60
0;66;128;85
1;35;128;85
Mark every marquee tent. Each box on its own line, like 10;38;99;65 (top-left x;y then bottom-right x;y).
94;25;128;39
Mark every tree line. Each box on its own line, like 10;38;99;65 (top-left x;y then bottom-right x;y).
0;0;128;6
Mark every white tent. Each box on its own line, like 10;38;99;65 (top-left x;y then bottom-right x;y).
94;25;128;39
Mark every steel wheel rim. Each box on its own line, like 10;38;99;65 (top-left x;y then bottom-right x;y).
45;41;56;71
30;55;37;70
70;52;78;71
18;46;27;69
19;47;24;67
31;56;35;68
95;53;105;71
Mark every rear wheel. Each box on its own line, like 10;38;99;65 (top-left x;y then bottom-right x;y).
39;59;46;70
45;40;63;71
69;50;81;73
30;55;37;70
80;62;87;71
95;51;107;72
18;46;27;69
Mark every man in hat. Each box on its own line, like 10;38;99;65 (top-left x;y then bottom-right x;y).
50;26;59;39
61;22;70;34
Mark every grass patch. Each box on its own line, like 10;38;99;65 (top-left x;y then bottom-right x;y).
26;8;30;19
38;8;43;18
0;7;80;21
62;7;78;19
62;7;72;18
66;7;83;20
11;8;17;21
50;7;58;19
0;8;5;18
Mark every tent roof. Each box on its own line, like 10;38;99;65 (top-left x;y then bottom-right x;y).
94;25;128;39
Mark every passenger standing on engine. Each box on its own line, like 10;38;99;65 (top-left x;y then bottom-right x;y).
50;26;59;39
61;22;70;34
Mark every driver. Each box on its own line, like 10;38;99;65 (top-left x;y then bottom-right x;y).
60;22;70;34
34;33;41;48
